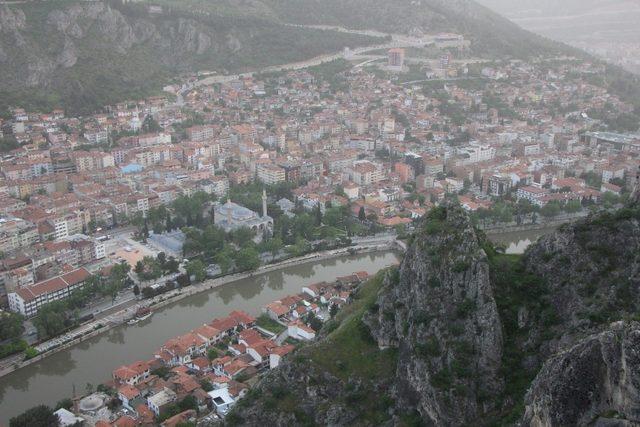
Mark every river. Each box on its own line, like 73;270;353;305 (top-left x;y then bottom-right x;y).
488;226;558;255
0;251;400;422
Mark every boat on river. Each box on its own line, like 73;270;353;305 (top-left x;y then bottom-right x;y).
127;307;153;325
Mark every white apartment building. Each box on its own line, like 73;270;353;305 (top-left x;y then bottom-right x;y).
8;268;91;317
257;164;286;185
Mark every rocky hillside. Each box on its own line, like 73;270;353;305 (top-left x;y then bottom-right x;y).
230;200;640;426
0;1;379;115
364;203;504;425
250;0;568;57
0;0;568;115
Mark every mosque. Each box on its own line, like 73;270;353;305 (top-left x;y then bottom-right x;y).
214;189;273;240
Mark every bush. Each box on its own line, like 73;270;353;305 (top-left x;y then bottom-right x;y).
456;298;476;319
23;347;39;360
416;337;441;358
431;368;453;389
452;260;470;273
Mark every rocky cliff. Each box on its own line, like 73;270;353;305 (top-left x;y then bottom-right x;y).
364;204;503;425
0;1;378;114
523;321;640;426
229;201;640;426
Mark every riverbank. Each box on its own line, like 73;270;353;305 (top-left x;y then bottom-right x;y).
480;212;588;235
0;250;401;422
0;240;401;380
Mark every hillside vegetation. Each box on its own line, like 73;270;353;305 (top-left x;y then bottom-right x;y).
0;0;570;115
0;0;379;115
231;200;640;425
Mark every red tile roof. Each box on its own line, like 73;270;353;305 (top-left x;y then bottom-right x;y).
13;268;91;302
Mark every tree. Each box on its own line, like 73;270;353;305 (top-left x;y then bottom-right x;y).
0;136;20;153
602;191;621;207
313;203;323;226
230;227;254;249
165;257;180;274
178;395;198;412
134;261;144;275
24;346;38;359
358;206;366;221
33;301;68;338
0;312;24;341
306;312;323;332
207;348;218;361
142;115;162;133
185;259;206;283
157;252;167;268
9;405;59;427
540;201;562;218
133;284;140;297
329;304;339;318
199;379;214;392
261;237;282;261
235;247;260;271
215;250;234;274
564;200;582;213
55;398;73;411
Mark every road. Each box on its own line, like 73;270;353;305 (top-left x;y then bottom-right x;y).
175;25;488;98
178;28;431;96
0;235;401;376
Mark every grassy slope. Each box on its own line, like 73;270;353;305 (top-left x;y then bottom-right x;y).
230;270;398;426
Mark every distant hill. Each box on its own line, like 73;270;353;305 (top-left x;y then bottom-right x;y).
0;0;569;115
476;0;635;18
0;1;380;115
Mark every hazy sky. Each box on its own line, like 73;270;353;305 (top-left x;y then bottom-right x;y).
476;0;639;18
477;0;640;73
477;0;640;42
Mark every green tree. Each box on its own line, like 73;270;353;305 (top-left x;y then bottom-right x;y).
602;191;621;207
134;260;144;275
230;227;254;249
24;346;38;360
540;201;562;218
306;312;323;332
157;252;167;268
0;136;20;153
55;398;73;410
33;301;68;338
165;257;180;274
207;348;218;361
186;259;207;283
329;304;339;318
10;405;59;427
142;115;162;133
215;249;234;274
313;203;323;226
178;395;198;412
235;247;260;271
261;237;283;261
564;200;582;213
0;312;24;340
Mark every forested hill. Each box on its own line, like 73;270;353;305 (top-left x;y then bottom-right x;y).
0;0;380;115
0;0;568;115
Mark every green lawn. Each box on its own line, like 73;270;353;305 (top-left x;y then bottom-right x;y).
255;314;286;334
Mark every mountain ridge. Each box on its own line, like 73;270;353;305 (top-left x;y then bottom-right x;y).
0;0;570;115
